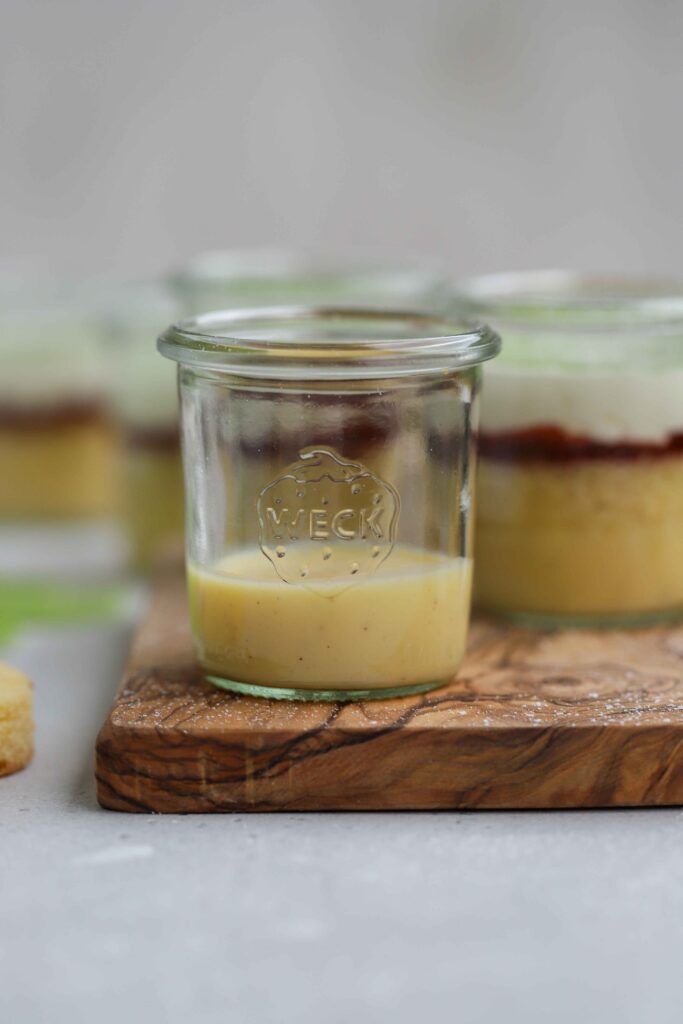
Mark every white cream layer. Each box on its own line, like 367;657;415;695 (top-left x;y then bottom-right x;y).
481;365;683;443
0;312;105;404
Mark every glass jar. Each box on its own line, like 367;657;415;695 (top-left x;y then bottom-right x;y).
0;284;124;582
101;282;184;572
159;307;500;700
453;271;683;626
170;248;451;316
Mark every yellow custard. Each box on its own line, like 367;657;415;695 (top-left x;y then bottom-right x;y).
0;420;119;519
188;545;472;692
123;445;184;570
475;455;683;618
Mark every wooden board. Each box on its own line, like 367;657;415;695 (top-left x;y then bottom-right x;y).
95;572;683;812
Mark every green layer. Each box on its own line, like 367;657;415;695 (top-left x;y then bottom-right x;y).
0;579;126;646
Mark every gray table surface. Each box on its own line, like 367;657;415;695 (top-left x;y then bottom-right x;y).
1;619;682;1024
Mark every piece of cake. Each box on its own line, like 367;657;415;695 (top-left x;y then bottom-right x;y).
0;663;34;777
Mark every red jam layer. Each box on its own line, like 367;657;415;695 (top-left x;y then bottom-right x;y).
0;398;110;431
126;424;180;452
480;425;683;463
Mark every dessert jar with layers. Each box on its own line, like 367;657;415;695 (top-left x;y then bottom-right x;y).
170;248;451;316
0;290;123;581
159;308;500;700
102;283;184;572
454;271;683;626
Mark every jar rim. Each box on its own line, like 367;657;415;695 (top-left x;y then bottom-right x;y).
157;306;501;379
453;270;683;330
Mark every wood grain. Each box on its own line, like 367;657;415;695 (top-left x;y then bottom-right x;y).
96;573;683;812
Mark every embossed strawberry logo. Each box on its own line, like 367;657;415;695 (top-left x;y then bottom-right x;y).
256;446;400;590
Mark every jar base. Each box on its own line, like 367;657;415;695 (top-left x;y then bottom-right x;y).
480;605;683;630
205;674;446;702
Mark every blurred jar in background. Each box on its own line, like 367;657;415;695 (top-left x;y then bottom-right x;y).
453;271;683;627
0;284;123;583
102;283;184;573
170;248;451;315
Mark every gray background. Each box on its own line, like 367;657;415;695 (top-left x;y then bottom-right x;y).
2;0;682;280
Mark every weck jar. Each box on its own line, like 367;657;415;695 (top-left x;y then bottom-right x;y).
159;307;500;700
453;270;683;627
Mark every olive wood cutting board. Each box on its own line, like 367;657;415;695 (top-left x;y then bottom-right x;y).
96;571;683;812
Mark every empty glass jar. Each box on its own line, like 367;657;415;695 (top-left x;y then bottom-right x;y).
159;307;500;700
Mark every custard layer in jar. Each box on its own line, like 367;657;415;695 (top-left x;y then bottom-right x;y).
0;400;119;519
475;361;683;623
